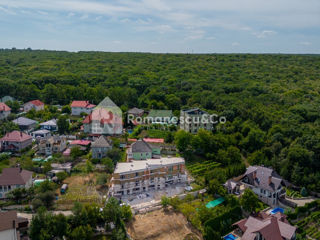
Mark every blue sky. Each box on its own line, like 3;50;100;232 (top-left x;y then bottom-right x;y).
0;0;319;53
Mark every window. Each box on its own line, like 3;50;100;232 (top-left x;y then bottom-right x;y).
120;175;125;179
135;172;139;177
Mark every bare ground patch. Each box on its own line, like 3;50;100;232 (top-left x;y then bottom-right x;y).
127;208;202;240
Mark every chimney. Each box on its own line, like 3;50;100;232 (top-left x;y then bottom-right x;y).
12;220;16;228
20;132;23;137
268;176;272;185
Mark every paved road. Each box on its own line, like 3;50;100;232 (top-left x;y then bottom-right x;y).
285;196;318;207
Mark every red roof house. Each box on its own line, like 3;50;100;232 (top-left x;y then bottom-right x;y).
23;100;44;112
0;131;32;152
0;102;11;120
71;101;96;116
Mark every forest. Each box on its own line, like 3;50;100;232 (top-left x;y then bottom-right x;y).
1;49;320;192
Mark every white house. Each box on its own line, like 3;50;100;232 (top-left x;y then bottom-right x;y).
71;100;96;116
23;100;44;112
0;168;33;199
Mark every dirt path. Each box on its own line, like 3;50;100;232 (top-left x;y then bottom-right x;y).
127;208;202;240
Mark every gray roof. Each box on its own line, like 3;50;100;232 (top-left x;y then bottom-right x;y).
132;139;152;153
128;107;144;115
40;119;57;126
32;129;51;134
91;135;111;148
243;166;283;192
12;117;37;126
182;108;208;115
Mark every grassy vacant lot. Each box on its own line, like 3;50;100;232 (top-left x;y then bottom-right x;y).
56;173;103;210
127;208;202;240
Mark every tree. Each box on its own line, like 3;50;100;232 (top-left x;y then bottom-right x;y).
7;187;27;204
38;191;55;209
71;146;82;160
101;157;114;173
69;225;93;240
300;187;308;197
208;179;226;196
61;105;71;114
86;160;94;173
174;130;192;152
56;171;68;182
120;204;132;222
161;196;170;209
240;188;260;213
43;161;52;174
107;148;122;163
57;115;69;134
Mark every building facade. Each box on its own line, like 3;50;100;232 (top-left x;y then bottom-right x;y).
0;102;11;120
240;166;286;206
23;100;44;112
0;131;32;152
180;108;213;133
91;135;112;159
0;168;33;199
40;119;58;131
110;157;187;197
71;101;96;116
38;136;67;156
127;139;161;160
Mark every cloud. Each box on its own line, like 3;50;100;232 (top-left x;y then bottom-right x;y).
254;30;276;38
232;42;240;46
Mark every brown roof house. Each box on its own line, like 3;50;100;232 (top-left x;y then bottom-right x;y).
0;211;29;240
240;166;286;206
0;131;32;152
91;135;112;159
0;168;33;199
230;211;296;240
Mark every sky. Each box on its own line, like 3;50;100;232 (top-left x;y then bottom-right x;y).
0;0;319;53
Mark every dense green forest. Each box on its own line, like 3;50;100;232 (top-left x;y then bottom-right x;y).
1;49;320;192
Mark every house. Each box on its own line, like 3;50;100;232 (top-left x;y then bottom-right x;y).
40;119;58;131
31;129;51;140
0;102;11;120
23;100;44;112
240;166;286;206
0;95;15;103
230;211;296;240
128;107;144;117
110;157;187;197
83;97;122;135
127;139;161;160
147;110;174;124
0;211;29;240
71;100;96;116
0;131;32;152
91;135;112;159
12;117;37;132
50;162;72;173
224;179;242;194
180;108;213;133
0;168;33;199
38;136;67;156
